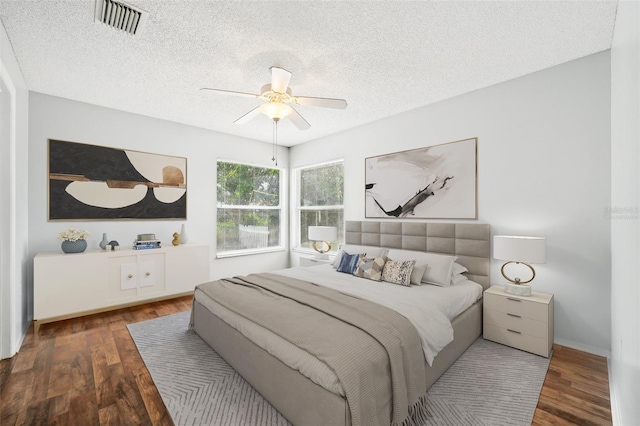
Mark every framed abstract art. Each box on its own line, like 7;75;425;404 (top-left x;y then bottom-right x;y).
48;139;187;220
365;138;477;219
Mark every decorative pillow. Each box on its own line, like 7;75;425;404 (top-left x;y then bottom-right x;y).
353;256;387;281
384;249;428;285
336;252;363;274
381;259;416;287
332;245;387;268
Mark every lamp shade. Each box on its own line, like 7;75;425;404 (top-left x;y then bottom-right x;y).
493;235;546;264
308;226;337;242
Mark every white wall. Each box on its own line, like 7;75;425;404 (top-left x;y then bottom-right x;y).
610;1;640;424
291;52;612;354
0;19;29;359
27;92;289;320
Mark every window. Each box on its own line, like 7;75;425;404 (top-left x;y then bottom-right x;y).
217;160;283;256
294;160;344;252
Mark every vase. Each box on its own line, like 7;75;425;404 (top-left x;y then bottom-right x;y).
180;224;189;244
99;233;109;250
61;239;87;254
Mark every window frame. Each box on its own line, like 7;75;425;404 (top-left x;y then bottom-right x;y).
216;159;286;258
291;159;344;255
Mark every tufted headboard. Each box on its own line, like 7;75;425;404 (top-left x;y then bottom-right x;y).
345;221;491;289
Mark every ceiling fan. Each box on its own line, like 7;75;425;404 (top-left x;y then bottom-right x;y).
200;67;348;130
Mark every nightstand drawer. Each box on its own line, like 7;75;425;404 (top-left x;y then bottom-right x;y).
484;309;548;338
484;293;548;321
484;324;550;357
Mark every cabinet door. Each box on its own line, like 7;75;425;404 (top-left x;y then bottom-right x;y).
138;253;166;296
165;245;209;293
108;256;138;301
120;263;138;291
34;254;108;319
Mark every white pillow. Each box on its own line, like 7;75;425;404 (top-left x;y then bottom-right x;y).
451;274;469;285
332;245;387;268
452;262;468;276
422;253;458;287
449;262;469;285
387;249;458;287
384;249;428;285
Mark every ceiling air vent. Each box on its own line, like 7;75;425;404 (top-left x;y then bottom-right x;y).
95;0;148;36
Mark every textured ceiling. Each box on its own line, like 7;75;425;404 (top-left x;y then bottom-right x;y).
0;1;617;146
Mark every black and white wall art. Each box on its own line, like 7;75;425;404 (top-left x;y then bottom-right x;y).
48;139;187;220
365;138;477;219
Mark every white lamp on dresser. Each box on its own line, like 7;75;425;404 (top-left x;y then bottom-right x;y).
493;235;546;296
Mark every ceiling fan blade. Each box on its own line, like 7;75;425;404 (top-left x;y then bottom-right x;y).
234;106;262;125
200;88;260;99
287;107;311;130
270;67;291;94
292;96;348;109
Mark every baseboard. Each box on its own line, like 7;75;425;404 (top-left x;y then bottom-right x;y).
607;359;621;425
554;337;611;358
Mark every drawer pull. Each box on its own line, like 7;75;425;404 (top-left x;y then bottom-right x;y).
127;274;133;279
507;329;522;334
506;297;521;302
507;313;522;318
145;272;151;276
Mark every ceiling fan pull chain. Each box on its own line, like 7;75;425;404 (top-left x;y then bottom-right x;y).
272;120;276;163
274;120;278;166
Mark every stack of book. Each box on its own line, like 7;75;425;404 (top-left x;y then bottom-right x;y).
134;234;161;250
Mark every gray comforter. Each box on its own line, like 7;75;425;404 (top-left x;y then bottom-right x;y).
193;272;429;426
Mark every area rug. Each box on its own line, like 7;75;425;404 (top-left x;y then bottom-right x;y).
128;311;550;426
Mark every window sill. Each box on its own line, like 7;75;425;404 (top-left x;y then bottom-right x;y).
292;247;337;259
216;247;286;259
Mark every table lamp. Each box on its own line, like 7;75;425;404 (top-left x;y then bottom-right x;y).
493;235;546;296
308;226;337;260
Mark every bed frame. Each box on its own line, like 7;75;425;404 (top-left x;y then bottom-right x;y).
193;221;490;425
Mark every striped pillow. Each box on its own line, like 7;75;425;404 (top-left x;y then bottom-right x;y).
336;252;363;274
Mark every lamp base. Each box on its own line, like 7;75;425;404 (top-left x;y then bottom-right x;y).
504;283;531;297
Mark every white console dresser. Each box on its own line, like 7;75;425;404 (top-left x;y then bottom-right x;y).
33;243;210;330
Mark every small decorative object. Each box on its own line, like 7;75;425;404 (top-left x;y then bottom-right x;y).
57;227;89;254
308;226;338;260
172;232;180;246
99;233;109;250
108;240;119;251
179;224;189;244
134;234;161;250
493;235;546;297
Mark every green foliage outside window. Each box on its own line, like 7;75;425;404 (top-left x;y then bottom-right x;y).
217;161;281;254
297;161;344;251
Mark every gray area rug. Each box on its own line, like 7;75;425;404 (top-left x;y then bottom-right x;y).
128;311;550;426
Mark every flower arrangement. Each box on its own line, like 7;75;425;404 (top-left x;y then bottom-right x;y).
57;227;89;242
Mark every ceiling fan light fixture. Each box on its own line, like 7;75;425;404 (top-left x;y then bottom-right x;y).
259;102;292;121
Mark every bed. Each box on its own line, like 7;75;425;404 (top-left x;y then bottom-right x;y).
192;221;490;426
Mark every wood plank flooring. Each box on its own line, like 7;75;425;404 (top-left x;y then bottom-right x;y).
1;297;612;425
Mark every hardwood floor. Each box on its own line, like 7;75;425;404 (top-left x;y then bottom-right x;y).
1;297;612;425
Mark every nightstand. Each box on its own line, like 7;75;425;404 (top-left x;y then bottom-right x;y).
483;285;554;357
299;257;333;267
